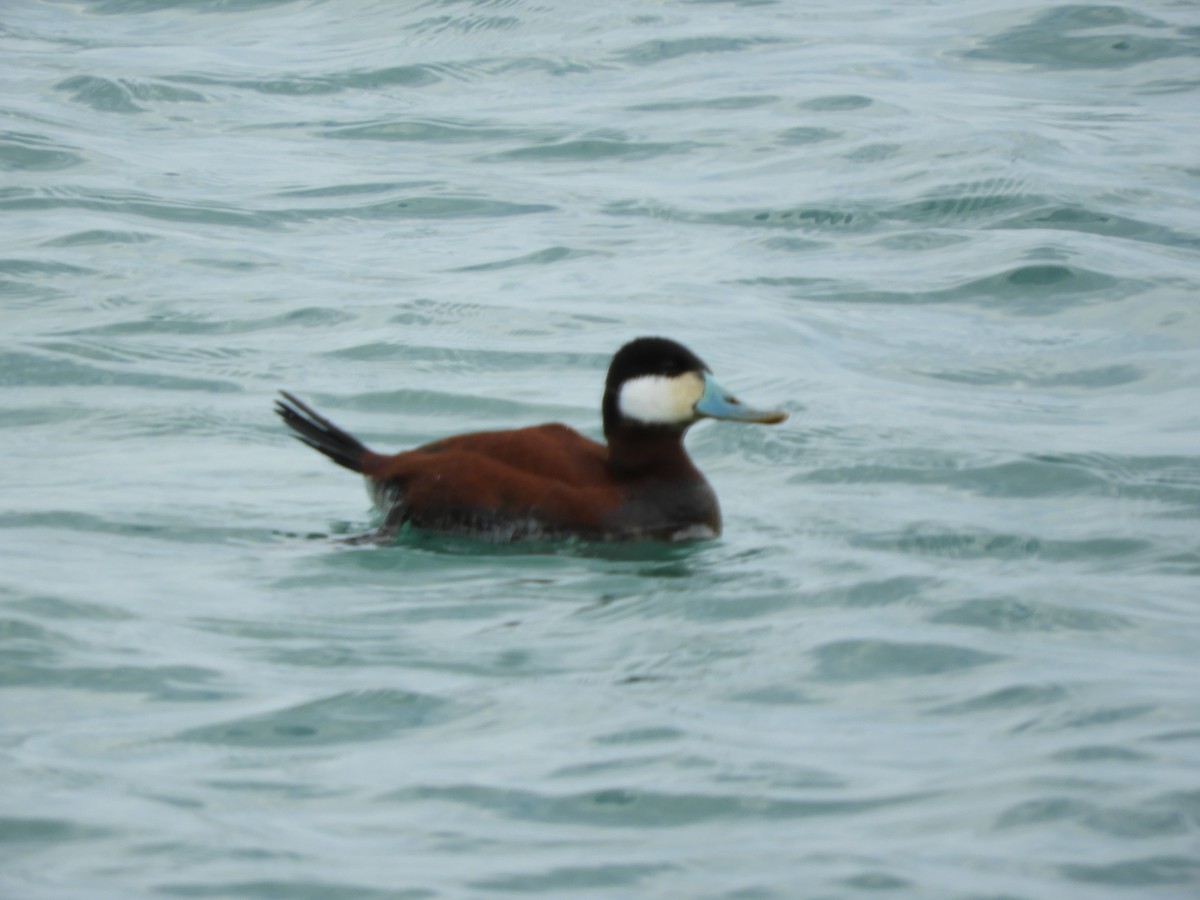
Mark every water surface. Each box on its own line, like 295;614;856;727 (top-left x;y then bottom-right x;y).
2;1;1199;897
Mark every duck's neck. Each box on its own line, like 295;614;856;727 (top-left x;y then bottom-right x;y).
604;423;700;480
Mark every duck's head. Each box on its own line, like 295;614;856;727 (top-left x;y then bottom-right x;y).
602;336;788;439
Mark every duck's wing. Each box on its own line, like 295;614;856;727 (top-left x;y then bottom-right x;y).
381;424;609;482
364;426;616;537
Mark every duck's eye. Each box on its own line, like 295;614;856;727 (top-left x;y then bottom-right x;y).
659;360;683;375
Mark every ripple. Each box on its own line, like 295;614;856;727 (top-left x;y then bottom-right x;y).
406;13;521;37
605;200;869;232
840;872;912;891
54;75;205;113
965;5;1200;70
63;306;351;336
1012;703;1157;734
853;527;1151;564
41;229;157;247
167;65;440;95
0;258;93;277
812;640;1002;681
0;187;553;227
799;457;1113;497
777;126;842;146
159;881;427;900
885;182;1044;226
176;689;455;747
0;131;84;171
0;350;238;392
485;137;691;163
616;36;783;66
923;363;1145;389
84;0;301;13
811;453;1200;525
930;683;1069;715
386;783;925;827
1050;744;1149;763
593;726;685;745
0;187;276;229
929;597;1130;632
799;94;874;111
319;343;595;373
996;203;1200;250
795;575;934;609
471;864;674;893
0;617;79;666
794;262;1132;314
451;245;608;272
3;662;224;702
323;119;530;143
6;591;132;621
274;181;429;198
0;817;110;844
844;142;902;163
995;795;1096;829
281;196;556;221
0;511;265;546
1060;855;1200;887
628;94;778;112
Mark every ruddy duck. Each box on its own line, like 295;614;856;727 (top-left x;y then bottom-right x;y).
276;336;786;542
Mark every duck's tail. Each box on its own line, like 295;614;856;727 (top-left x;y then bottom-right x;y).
275;391;370;474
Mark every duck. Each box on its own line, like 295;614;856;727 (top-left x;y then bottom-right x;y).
275;336;787;542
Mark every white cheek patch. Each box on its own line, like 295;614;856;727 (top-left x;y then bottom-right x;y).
618;372;704;425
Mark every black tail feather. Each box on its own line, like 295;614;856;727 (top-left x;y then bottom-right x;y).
275;391;369;474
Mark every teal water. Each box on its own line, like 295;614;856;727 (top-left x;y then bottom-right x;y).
3;0;1200;897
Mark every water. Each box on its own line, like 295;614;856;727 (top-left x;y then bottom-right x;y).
3;0;1199;896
